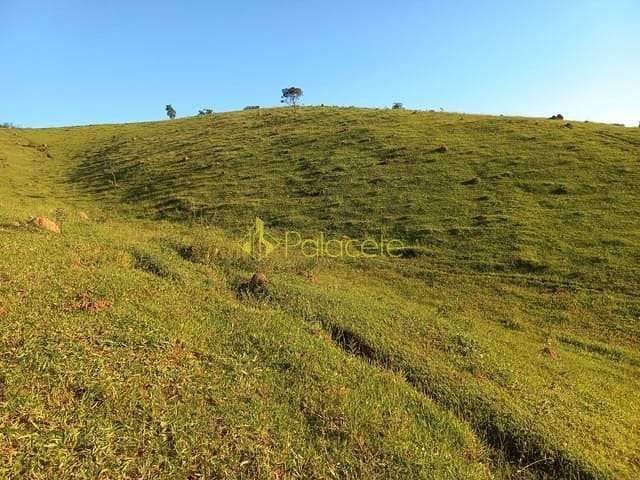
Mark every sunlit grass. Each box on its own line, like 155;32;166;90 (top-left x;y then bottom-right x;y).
0;108;638;478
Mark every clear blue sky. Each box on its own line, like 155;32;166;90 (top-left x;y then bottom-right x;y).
2;0;639;127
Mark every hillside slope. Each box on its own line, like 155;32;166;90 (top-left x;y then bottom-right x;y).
29;107;640;289
1;108;639;479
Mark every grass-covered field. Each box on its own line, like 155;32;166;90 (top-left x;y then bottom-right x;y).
1;107;639;479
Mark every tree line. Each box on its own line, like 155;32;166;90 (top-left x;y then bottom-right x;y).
164;87;305;119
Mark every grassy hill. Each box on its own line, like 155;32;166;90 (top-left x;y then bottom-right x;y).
1;107;639;479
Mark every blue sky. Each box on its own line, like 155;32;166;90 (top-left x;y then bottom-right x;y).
2;0;639;127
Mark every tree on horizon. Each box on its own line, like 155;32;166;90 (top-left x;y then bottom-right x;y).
281;87;303;109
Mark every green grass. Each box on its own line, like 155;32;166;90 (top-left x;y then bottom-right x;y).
1;107;639;478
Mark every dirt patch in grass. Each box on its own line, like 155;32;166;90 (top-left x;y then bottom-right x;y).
65;292;111;314
237;272;270;298
30;216;60;234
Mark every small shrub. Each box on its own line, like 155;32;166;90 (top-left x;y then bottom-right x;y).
447;333;481;357
461;177;480;185
178;242;218;264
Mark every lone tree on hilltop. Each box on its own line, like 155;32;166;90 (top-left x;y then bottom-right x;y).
165;104;176;119
392;102;403;110
281;87;303;108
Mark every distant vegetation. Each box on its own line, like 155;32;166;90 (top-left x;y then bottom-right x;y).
165;104;176;119
280;86;303;108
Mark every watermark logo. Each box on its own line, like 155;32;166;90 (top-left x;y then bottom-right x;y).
240;217;280;260
240;217;406;259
